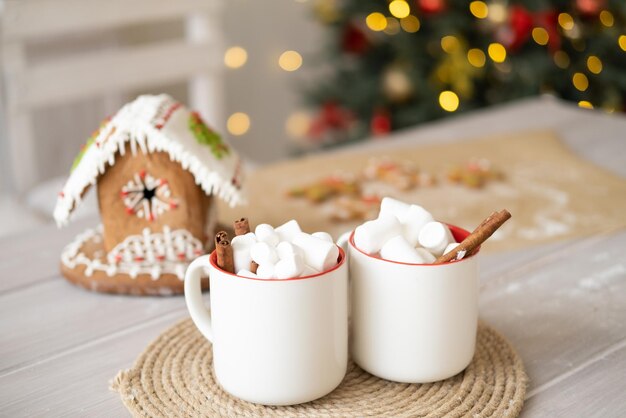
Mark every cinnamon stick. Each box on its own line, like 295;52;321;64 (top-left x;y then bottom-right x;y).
234;217;251;236
434;209;511;264
250;261;259;274
215;231;228;246
215;231;235;273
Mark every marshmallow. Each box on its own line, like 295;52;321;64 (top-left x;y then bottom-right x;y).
379;197;412;222
250;242;279;266
292;232;340;272
274;219;302;242
312;231;333;243
402;205;435;246
256;263;275;279
231;232;257;247
444;242;460;255
379;235;425;264
353;214;403;254
300;264;320;277
237;269;258;279
415;247;436;264
231;233;257;273
274;253;305;279
418;222;454;256
276;241;303;260
255;224;280;246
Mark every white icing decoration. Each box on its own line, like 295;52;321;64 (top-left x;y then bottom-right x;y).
53;94;245;226
121;170;177;221
61;224;214;280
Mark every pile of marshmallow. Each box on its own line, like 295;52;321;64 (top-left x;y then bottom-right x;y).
354;197;460;264
232;220;339;279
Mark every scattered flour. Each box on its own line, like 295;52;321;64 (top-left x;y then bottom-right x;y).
592;252;611;263
506;282;521;294
517;215;572;240
579;264;626;290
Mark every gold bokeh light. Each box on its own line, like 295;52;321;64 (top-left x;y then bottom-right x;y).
224;46;248;69
285;112;311;138
488;43;506;63
278;50;303;72
532;27;549;46
600;11;614;27
366;12;387;31
572;72;589;91
439;91;459;112
227;112;251;136
441;35;460;53
553;50;570;69
487;3;507;23
467;48;486;68
618;35;626;52
558;13;574;30
384;17;401;35
469;1;488;19
389;0;410;19
400;15;420;32
587;56;603;74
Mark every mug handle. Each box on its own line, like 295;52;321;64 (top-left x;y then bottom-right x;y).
184;255;214;342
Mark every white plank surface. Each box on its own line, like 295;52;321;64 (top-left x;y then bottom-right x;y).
1;98;626;416
0;311;188;417
0;218;93;293
0;279;186;373
522;344;626;417
480;230;626;389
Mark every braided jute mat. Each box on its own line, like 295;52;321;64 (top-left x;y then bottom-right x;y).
111;319;527;417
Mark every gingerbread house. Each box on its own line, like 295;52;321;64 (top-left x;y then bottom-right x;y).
54;94;245;295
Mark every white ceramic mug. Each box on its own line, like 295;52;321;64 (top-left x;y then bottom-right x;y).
339;224;478;383
184;248;348;406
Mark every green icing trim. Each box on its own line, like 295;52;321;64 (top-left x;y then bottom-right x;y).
188;112;230;159
71;118;110;172
70;137;94;172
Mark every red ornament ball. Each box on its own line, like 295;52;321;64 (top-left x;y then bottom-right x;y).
417;0;446;14
575;0;605;16
508;5;534;51
371;109;392;136
342;23;369;55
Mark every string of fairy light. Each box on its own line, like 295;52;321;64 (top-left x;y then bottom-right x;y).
222;0;626;140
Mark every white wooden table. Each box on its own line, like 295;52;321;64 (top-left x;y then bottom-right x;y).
1;97;625;417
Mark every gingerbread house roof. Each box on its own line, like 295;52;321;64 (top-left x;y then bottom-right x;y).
54;94;245;226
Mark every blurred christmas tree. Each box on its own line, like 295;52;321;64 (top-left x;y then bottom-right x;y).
302;0;626;147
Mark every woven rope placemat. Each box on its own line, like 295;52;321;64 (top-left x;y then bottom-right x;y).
111;319;527;417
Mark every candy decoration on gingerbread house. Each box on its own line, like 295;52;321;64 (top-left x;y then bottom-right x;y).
54;94;245;295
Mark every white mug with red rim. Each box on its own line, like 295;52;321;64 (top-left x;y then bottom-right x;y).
184;248;348;405
340;224;479;384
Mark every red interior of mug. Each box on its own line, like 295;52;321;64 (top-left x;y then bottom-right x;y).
209;246;346;281
349;223;478;266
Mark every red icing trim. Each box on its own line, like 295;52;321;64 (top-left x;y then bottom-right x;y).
155;102;182;129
